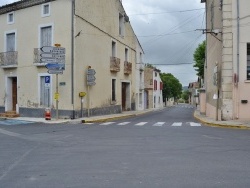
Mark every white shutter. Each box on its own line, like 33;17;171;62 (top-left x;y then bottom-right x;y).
41;26;52;47
6;33;15;51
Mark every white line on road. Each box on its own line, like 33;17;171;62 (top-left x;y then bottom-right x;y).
135;122;147;126
190;122;201;126
117;122;130;125
100;122;115;125
153;122;165;126
171;122;182;126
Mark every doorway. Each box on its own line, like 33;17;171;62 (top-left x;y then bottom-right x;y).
121;82;130;111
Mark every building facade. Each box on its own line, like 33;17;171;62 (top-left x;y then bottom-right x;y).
0;0;143;118
202;0;250;120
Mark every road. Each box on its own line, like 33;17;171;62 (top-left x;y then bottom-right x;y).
0;104;250;188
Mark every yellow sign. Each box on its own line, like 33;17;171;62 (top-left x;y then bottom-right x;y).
79;92;86;97
54;93;59;100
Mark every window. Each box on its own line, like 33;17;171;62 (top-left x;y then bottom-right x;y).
112;41;116;57
6;32;16;51
247;43;250;80
42;3;50;17
125;48;128;61
40;25;52;47
112;79;116;101
7;12;14;24
119;13;124;37
40;75;51;107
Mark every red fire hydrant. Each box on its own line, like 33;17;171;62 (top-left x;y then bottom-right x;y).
45;108;51;120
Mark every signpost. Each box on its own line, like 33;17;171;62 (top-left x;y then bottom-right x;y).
86;68;96;117
43;45;66;120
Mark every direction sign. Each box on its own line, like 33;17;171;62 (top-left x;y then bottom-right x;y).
87;75;96;81
40;53;65;59
45;63;65;70
87;81;96;86
40;58;65;63
48;70;63;74
87;69;96;75
40;46;65;54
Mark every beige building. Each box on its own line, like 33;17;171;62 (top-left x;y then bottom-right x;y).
0;0;143;118
144;67;163;109
201;0;250;120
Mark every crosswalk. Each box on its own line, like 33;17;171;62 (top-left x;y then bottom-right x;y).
87;121;202;127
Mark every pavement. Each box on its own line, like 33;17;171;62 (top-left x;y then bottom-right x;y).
1;106;250;129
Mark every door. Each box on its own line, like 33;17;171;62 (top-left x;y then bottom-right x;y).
122;83;126;111
12;77;17;111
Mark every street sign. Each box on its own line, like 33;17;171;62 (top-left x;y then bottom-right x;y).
87;69;96;75
40;46;65;54
47;70;63;74
87;81;96;86
87;75;96;81
40;58;65;63
45;76;50;83
40;53;65;59
46;63;65;70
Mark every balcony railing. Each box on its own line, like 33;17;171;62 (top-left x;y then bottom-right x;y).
110;56;120;72
124;61;132;74
0;51;18;67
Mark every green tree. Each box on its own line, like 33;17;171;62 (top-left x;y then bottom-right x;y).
193;41;206;79
181;90;190;103
160;73;182;102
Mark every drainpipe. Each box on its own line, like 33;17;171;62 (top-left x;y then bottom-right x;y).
71;0;75;119
236;0;240;119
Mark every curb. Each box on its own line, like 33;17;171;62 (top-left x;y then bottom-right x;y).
194;112;250;130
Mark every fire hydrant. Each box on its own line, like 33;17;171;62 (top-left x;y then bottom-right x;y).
45;108;51;120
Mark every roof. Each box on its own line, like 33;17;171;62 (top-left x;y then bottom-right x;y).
0;0;55;15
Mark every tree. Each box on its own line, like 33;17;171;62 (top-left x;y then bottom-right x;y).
181;90;190;103
193;41;206;79
160;73;182;102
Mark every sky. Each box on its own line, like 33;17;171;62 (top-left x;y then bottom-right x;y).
0;0;205;86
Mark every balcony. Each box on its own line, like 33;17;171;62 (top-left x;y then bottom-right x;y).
110;56;120;72
124;61;132;74
0;51;18;68
34;48;46;66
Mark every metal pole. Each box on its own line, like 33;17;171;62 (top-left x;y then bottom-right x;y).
87;85;90;117
81;96;83;117
56;73;59;120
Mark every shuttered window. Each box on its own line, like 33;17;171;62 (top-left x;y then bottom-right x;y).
40;26;52;47
6;33;15;51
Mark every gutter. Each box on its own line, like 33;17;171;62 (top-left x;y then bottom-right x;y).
71;0;75;119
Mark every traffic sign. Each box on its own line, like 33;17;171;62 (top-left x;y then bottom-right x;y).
40;53;65;59
87;81;96;86
45;76;50;83
87;69;96;75
45;63;65;70
40;58;65;63
87;75;96;81
47;70;63;74
40;46;65;54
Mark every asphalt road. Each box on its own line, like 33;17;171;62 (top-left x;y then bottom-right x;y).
0;104;250;188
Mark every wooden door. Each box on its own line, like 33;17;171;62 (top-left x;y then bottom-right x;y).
122;83;126;111
12;77;17;111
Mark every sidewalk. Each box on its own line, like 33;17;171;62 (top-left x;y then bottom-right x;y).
194;110;250;129
5;108;157;124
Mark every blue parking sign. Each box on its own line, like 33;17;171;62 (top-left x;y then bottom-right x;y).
45;76;50;84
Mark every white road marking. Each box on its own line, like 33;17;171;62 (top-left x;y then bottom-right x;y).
0;128;22;137
153;122;165;126
171;122;182;126
100;122;115;125
117;122;130;125
135;122;147;126
190;122;201;126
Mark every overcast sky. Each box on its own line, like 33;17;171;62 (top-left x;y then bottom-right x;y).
0;0;205;86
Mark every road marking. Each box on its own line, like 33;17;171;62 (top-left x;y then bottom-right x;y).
190;122;201;126
117;122;130;125
171;122;182;126
153;122;165;126
135;122;147;126
0;120;34;125
0;128;22;137
100;122;115;125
